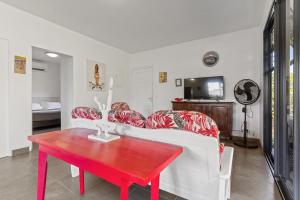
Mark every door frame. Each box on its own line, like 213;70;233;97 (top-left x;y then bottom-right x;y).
130;66;154;114
264;0;299;199
30;46;74;132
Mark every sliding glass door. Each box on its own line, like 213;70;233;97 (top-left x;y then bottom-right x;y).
264;0;298;199
294;0;300;198
283;0;294;194
264;9;276;164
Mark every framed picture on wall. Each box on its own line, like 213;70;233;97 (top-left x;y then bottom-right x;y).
159;72;167;83
175;78;182;87
87;59;106;91
14;55;26;74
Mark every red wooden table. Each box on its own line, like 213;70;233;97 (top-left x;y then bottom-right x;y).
28;128;183;200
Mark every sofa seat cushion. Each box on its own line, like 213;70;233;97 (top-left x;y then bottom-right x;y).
72;107;101;120
108;110;146;128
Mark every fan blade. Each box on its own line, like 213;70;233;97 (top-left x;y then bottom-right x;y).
246;92;253;101
244;82;256;88
236;86;245;95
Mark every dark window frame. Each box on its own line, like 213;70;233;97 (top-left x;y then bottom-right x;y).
264;0;298;199
263;4;276;167
294;0;300;198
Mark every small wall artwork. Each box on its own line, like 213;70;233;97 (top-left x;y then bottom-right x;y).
175;78;182;87
159;72;167;83
14;56;26;74
87;60;106;91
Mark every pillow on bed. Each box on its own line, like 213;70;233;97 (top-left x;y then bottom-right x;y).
45;102;61;110
32;103;43;111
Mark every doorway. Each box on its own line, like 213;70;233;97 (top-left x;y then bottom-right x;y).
130;67;153;117
0;38;9;158
31;47;73;134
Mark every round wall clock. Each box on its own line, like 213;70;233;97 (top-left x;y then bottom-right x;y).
203;51;219;67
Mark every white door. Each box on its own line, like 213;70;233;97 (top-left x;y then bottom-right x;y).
130;67;153;117
0;39;9;158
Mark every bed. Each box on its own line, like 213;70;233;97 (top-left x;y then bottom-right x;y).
32;97;61;130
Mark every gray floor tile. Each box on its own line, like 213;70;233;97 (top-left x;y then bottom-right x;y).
0;140;282;200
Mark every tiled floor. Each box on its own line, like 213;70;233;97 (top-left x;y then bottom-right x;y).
226;142;282;200
0;141;282;200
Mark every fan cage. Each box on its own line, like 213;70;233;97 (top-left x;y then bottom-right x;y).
234;79;261;105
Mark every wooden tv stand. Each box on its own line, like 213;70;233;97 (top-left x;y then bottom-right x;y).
172;101;233;139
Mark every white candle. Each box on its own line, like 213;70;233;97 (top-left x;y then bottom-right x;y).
108;77;114;89
106;77;114;110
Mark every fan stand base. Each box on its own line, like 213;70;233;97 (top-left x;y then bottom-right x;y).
234;140;258;148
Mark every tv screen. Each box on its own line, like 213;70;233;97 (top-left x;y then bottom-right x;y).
184;76;224;100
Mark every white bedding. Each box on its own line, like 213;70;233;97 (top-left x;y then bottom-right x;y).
32;103;43;111
45;102;61;110
32;109;61;114
32;101;61;112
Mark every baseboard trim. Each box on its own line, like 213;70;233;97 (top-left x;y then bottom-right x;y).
12;147;30;156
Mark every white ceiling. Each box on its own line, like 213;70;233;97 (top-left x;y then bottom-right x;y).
1;0;266;53
32;46;69;64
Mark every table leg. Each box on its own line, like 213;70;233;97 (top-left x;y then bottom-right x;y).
37;150;48;200
151;174;160;200
120;179;130;200
79;169;85;195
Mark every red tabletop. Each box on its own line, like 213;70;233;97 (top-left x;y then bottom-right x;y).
28;128;183;186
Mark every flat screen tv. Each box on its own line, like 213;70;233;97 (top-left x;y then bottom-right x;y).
184;76;224;100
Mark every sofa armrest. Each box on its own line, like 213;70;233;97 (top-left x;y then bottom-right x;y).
220;147;234;180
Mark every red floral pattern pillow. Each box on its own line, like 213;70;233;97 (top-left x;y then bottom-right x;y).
111;102;130;111
146;110;224;153
72;107;101;120
72;107;223;153
108;110;146;128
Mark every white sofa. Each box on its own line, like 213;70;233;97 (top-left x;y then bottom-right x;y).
71;118;234;200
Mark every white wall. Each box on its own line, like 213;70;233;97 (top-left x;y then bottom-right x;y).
0;38;9;157
130;27;262;139
0;2;130;154
32;62;60;98
61;57;74;129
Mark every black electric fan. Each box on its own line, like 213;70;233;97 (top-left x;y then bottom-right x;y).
233;79;261;148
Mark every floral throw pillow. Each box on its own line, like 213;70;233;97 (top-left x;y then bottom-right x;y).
108;110;146;128
111;102;130;111
146;110;224;153
71;107;102;120
146;110;219;137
